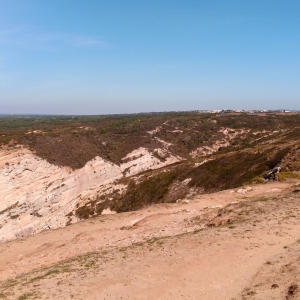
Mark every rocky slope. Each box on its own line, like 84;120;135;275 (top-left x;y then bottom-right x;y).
0;180;299;299
1;112;300;243
0;146;183;242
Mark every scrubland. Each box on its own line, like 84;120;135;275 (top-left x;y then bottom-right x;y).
0;111;300;299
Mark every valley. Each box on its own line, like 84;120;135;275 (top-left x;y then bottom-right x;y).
0;111;300;299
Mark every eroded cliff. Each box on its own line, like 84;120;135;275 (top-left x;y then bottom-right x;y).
0;145;183;242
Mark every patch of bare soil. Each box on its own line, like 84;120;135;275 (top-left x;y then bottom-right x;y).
0;181;300;300
241;239;300;300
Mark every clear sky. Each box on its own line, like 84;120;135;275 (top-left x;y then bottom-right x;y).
1;0;300;114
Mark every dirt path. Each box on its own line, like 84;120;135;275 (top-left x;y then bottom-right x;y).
0;181;299;299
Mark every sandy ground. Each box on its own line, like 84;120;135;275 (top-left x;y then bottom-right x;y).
0;181;300;300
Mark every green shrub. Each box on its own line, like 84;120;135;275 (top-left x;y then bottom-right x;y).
113;171;180;212
277;172;300;181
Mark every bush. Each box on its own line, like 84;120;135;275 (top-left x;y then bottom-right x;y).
277;172;300;181
112;171;180;212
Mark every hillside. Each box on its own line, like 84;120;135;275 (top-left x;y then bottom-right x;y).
1;111;300;299
0;180;300;299
1;112;300;243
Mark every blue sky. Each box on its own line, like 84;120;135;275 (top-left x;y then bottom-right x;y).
1;0;300;114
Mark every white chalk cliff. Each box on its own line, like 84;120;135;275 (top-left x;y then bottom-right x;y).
0;146;183;242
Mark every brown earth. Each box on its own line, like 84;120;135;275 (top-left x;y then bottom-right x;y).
1;112;300;169
1;180;300;300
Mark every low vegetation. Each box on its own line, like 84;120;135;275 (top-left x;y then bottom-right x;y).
1;112;300;216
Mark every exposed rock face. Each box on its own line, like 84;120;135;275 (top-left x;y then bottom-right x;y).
190;127;250;157
0;146;183;242
120;147;180;176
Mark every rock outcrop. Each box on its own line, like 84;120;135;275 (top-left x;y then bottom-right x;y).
0;146;183;242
